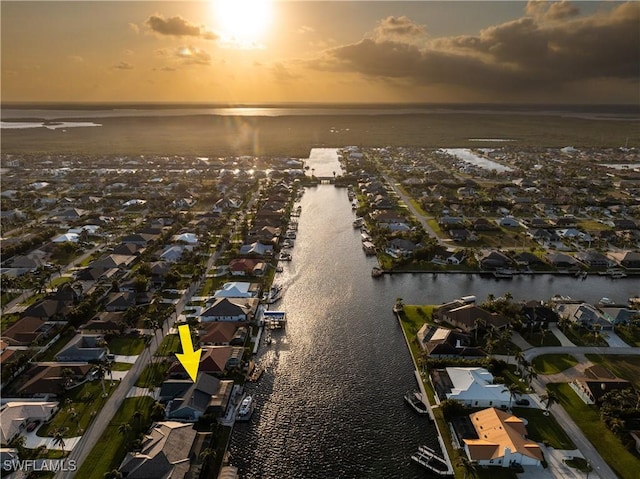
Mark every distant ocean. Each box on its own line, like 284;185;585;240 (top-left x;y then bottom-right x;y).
2;103;639;121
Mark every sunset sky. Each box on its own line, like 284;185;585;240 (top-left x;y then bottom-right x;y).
2;1;639;104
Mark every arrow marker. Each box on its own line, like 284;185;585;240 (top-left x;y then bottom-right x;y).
176;324;201;382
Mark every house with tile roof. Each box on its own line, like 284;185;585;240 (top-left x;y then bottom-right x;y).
463;408;543;467
118;421;196;479
160;374;233;421
0;402;59;445
200;298;259;322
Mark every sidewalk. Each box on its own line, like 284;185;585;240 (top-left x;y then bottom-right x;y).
548;325;575;347
511;331;534;350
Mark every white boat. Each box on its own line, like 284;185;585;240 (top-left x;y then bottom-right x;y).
411;445;452;476
237;396;255;421
404;391;429;415
353;217;364;228
278;252;292;261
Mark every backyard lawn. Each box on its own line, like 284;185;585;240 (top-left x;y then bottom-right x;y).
135;360;171;388
547;383;640;479
155;333;181;356
107;335;147;355
532;354;578;375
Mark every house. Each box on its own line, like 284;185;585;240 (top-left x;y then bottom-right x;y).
80;312;126;335
416;325;484;358
90;254;137;270
575;251;613;268
18;363;92;397
55;334;107;362
212;282;261;299
472;218;497;231
238;241;273;257
447;251;466;265
554;302;614;331
545;252;578;268
168;346;243;377
200;298;259;322
172;232;199;245
571;365;633;404
22;299;69;321
439;304;509;332
104;292;136;312
434;367;512;408
120;232;157;246
119;421;196;479
512;252;544;267
0;402;59;445
228;258;267;277
463;408;543;468
199;323;241;345
159;245;190;263
478;251;512;270
160;374;233;421
449;229;473;242
1;317;50;347
498;216;520;227
387;238;419;258
620;251;640;269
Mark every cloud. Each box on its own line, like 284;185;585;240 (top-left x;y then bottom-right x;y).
112;61;134;70
175;46;212;65
68;55;84;63
145;14;218;40
526;1;580;22
271;63;301;82
129;23;139;34
298;25;314;34
309;2;639;97
371;16;427;43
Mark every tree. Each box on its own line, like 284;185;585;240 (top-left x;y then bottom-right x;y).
199;447;217;464
52;428;67;452
118;423;132;448
540;388;559;413
502;383;523;411
457;456;478;479
103;470;123;479
94;361;112;398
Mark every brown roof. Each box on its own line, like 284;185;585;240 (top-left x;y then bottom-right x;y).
443;304;509;330
200;323;240;344
464;408;542;462
2;317;48;346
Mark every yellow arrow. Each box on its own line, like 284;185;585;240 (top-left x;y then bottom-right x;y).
176;324;201;382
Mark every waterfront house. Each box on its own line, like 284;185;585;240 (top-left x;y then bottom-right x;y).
463;408;543;468
439;304;509;332
160;374;233;421
199;322;243;346
435;367;512;408
213;282;261;299
554;302;614;331
416;325;484;358
119;421;196;479
200;298;259;322
239;241;273;258
168;346;243;377
478;251;512;270
545;252;578;268
575;251;613;268
228;258;267;277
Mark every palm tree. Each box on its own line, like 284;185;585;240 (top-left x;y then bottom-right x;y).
514;350;525;373
118;423;132;448
539;327;548;346
132;409;143;427
457;456;478;479
103;470;123;479
473;318;485;343
94;361;111;398
503;383;523;411
199;447;217;464
52;428;67;452
540;388;558;413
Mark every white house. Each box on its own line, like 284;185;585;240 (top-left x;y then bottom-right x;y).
213;282;258;299
172;233;198;245
463;408;543;468
443;367;512;408
0;402;59;445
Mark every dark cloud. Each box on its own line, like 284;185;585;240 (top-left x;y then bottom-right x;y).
310;2;639;98
145;14;218;40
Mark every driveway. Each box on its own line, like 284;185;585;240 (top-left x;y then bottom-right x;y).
24;428;82;451
540;447;588;479
601;330;630;347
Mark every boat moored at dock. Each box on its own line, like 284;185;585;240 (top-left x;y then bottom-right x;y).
404;390;429;415
411;445;453;476
237;395;255;421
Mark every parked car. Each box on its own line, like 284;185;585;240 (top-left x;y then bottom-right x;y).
26;420;40;432
515;398;530;406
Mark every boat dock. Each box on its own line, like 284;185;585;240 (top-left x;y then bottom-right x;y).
411;445;454;476
261;310;287;329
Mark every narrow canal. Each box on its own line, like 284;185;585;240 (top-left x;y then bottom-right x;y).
228;149;639;478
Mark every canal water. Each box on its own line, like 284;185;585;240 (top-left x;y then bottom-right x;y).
228;149;639;478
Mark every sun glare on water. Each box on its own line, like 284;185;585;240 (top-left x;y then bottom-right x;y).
214;0;273;48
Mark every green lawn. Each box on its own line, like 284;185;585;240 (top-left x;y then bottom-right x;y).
613;325;640;347
38;380;116;437
50;276;72;288
584;354;640;390
561;326;609;347
547;383;640;479
532;354;578;375
155;334;181;356
135;360;171;388
523;330;562;347
512;407;575;449
111;362;133;371
107;335;147;355
37;329;76;362
75;396;154;479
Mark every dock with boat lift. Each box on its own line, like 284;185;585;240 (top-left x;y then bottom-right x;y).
261;310;287;329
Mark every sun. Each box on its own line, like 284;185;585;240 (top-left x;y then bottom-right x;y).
214;0;273;47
